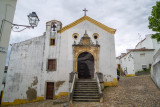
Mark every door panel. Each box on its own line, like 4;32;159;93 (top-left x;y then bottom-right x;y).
46;82;54;99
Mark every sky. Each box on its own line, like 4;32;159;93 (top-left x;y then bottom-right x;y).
7;0;157;64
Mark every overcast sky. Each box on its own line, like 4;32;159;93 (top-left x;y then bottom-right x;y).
9;0;157;58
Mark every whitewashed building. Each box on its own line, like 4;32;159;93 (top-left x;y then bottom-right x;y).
118;34;160;76
2;14;117;105
135;34;160;54
119;48;154;76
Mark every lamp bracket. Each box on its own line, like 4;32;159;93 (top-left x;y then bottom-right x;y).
3;19;34;32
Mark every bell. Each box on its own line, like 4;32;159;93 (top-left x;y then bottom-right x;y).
52;24;56;31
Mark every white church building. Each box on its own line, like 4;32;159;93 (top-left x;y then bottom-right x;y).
2;12;117;105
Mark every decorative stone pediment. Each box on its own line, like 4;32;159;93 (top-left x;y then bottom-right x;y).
73;31;99;47
78;33;93;46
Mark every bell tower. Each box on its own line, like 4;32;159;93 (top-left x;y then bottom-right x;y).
46;20;62;37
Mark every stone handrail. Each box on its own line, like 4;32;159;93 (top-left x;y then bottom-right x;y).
96;72;103;102
69;72;77;103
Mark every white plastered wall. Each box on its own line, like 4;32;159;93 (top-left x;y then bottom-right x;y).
3;36;45;102
133;51;154;72
120;52;135;74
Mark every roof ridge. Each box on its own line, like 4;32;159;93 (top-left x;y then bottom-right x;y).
85;16;116;32
58;16;116;34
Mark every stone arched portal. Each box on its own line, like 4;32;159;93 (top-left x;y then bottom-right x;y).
73;32;100;78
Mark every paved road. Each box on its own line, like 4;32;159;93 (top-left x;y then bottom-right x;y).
8;75;160;107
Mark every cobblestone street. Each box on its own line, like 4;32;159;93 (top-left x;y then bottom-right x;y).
7;75;160;107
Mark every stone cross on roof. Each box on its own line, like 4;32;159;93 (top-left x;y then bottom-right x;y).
83;8;88;16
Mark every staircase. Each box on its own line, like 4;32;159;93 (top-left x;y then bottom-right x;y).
73;79;100;102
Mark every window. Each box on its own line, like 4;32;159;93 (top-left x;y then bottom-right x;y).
50;38;56;46
47;59;56;71
93;33;99;39
72;33;79;40
142;65;147;70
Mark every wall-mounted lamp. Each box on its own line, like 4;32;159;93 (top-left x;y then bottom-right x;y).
2;12;40;32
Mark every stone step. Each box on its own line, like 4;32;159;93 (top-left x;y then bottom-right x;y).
76;85;97;86
74;88;98;91
75;87;98;89
73;79;100;102
75;84;97;86
77;80;96;82
74;91;98;93
74;93;99;96
75;86;97;88
73;99;100;102
76;81;97;84
76;81;96;83
75;87;97;89
73;96;100;99
77;79;96;81
76;83;97;84
75;85;98;87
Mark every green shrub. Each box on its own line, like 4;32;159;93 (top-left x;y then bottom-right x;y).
137;68;151;73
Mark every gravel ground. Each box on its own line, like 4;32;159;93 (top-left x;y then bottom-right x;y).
6;75;160;107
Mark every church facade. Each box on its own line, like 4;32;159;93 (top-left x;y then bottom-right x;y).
2;15;117;104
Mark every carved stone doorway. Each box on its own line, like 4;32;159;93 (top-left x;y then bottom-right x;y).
73;31;100;79
78;52;94;79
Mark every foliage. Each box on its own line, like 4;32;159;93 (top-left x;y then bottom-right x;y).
136;68;150;76
137;68;151;73
148;1;160;41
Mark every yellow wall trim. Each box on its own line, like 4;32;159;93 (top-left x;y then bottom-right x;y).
126;74;135;77
104;78;118;86
2;97;44;106
57;16;116;34
0;91;3;105
54;92;69;99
